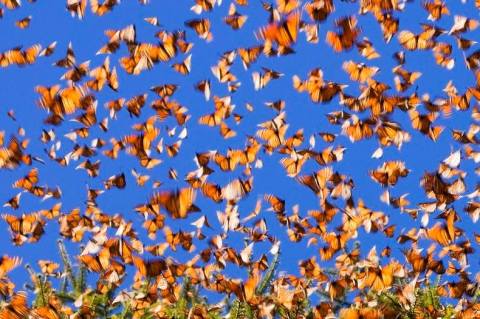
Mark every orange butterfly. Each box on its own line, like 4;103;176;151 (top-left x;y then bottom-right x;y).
150;188;200;219
257;11;300;49
326;16;361;52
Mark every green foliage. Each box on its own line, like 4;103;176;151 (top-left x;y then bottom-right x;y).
18;243;478;319
255;251;279;296
374;280;456;319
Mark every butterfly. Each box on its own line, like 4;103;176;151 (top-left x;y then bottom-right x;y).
15;16;31;29
238;46;263;69
257;11;300;49
224;3;248;30
185;18;213;41
423;0;449;21
370;161;410;187
397;29;436;50
150;188;200;219
326;16;361;52
342;60;379;83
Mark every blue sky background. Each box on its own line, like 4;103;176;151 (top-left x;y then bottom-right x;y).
1;0;480;300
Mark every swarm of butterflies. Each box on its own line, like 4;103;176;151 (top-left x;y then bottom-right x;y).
1;0;480;317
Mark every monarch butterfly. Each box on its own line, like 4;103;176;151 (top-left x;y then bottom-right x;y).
145;242;169;256
456;37;476;51
3;213;36;234
423;0;449;21
342;60;379;83
370;12;397;43
276;0;299;14
159;140;177;158
56;85;87;115
195;79;211;101
79;252;122;274
131;169;150;187
465;201;480;223
408;109;444;141
38;260;59;275
67;0;87;19
449;15;479;35
54;42;76;68
39;203;62;220
279;151;309;177
325;278;349;301
156;33;178;60
397;29;436;51
229;85;243;97
282;129;303;150
4;192;22;210
199;182;222;203
224;3;247;30
356;38;380;59
175;34;194;55
0;255;21;277
213;152;238;172
151;188;199;219
132;256;166;277
0;136;30;169
1;44;42;67
252;67;283;90
238;269;260;302
12;168;38;190
39;41;57;58
370;161;410;187
104;173;126;189
341;115;375;142
142;214;165;239
339;308;362;319
90;0;119;16
185;18;213;42
3;213;45;244
75;105;97;127
296;167;333;196
219;122;236;139
111;24;137;43
304;0;334;22
165;227;194;252
294;70;345;103
199;110;226;127
150;83;178;98
191;0;216;14
393;65;422;92
125;94;147;118
0;292;29;319
264;194;285;213
104;237;135;264
172;54;191;75
15;16;31;29
31;305;63;319
144;16;159;26
237;46;262;69
357;262;400;291
360;0;404;13
221;177;253;201
256;112;288;148
433;51;454;69
326;16;360;52
257;10;300;48
0;0;21;9
97;37;121;55
211;61;237;83
425;222;456;246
